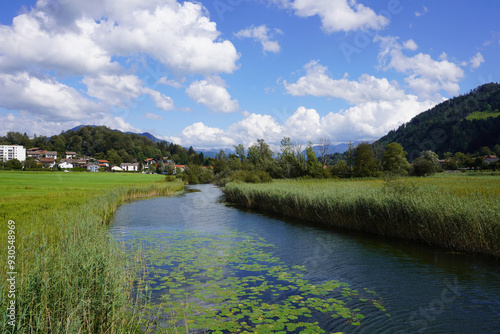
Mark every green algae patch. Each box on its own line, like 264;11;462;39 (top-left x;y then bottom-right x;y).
125;230;389;333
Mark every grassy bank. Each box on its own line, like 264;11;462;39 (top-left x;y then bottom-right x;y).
223;174;500;257
0;172;183;333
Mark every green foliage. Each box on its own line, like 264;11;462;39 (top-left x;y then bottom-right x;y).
353;143;379;177
465;110;500;120
375;83;500;158
410;157;436;176
123;230;388;333
0;172;184;333
382;143;410;176
224;175;500;257
1;125;204;167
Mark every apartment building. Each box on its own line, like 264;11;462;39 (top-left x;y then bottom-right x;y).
0;145;26;162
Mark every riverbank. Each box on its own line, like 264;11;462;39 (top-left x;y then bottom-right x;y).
0;172;183;333
223;174;500;257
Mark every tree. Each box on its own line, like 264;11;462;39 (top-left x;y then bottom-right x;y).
331;160;350;178
411;158;436;176
306;144;323;178
234;144;245;162
23;157;38;169
353;143;379;177
318;137;331;166
6;159;23;170
382;143;410;176
419;150;441;171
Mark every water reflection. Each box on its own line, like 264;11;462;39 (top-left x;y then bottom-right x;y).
111;184;500;333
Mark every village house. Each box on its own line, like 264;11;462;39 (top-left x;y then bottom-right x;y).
86;163;100;172
26;148;45;159
120;162;139;172
483;155;499;164
65;151;77;159
44;151;58;159
97;160;110;168
58;161;74;169
40;157;56;168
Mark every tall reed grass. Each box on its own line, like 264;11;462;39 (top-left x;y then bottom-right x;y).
223;175;500;257
0;172;183;333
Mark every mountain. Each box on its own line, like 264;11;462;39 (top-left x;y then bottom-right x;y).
375;83;500;160
67;125;163;143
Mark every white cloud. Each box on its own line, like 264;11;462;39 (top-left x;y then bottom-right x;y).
94;1;239;75
145;112;164;120
186;78;239;113
157;76;183;88
83;74;144;106
235;25;282;54
403;39;418;51
0;72;101;121
469;52;484;69
0;0;240;136
169;96;437;149
292;0;389;33
0;110;138;137
376;36;464;98
172;122;236;149
143;88;175;111
415;6;429;17
228;113;283;146
284;61;406;104
0;13;120;76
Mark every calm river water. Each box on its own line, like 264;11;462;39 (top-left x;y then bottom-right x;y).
110;184;500;333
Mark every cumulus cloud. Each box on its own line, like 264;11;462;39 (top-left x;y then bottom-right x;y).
235;25;282;54
291;0;389;33
375;36;464;99
469;52;484;69
0;0;239;135
186;78;239;113
169;122;237;149
0;72;101;121
284;61;406;104
169;96;437;149
143;88;175;111
83;74;144;106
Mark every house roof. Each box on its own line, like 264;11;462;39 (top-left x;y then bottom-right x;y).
66;151;77;154
97;160;109;163
40;158;55;163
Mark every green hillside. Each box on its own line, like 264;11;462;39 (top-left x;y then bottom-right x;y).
375;83;500;160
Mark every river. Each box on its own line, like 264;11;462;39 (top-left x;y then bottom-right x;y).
110;184;500;333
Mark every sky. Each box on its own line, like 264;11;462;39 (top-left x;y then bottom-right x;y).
0;0;498;150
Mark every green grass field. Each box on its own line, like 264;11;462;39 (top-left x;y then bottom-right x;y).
224;174;500;257
0;171;184;333
465;110;500;120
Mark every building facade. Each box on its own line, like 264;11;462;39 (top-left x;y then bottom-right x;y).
0;145;26;162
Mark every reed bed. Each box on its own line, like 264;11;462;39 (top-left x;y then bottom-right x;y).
0;172;184;333
223;174;500;257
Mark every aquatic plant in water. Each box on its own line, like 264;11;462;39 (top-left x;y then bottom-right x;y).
124;230;390;333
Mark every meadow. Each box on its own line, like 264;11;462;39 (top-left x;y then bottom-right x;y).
223;174;500;257
0;171;184;333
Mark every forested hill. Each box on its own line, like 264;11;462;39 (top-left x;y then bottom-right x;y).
375;82;500;160
0;125;204;166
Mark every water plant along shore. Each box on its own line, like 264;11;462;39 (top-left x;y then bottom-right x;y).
223;174;500;257
0;171;183;333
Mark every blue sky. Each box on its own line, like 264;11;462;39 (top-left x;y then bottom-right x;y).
0;0;498;149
